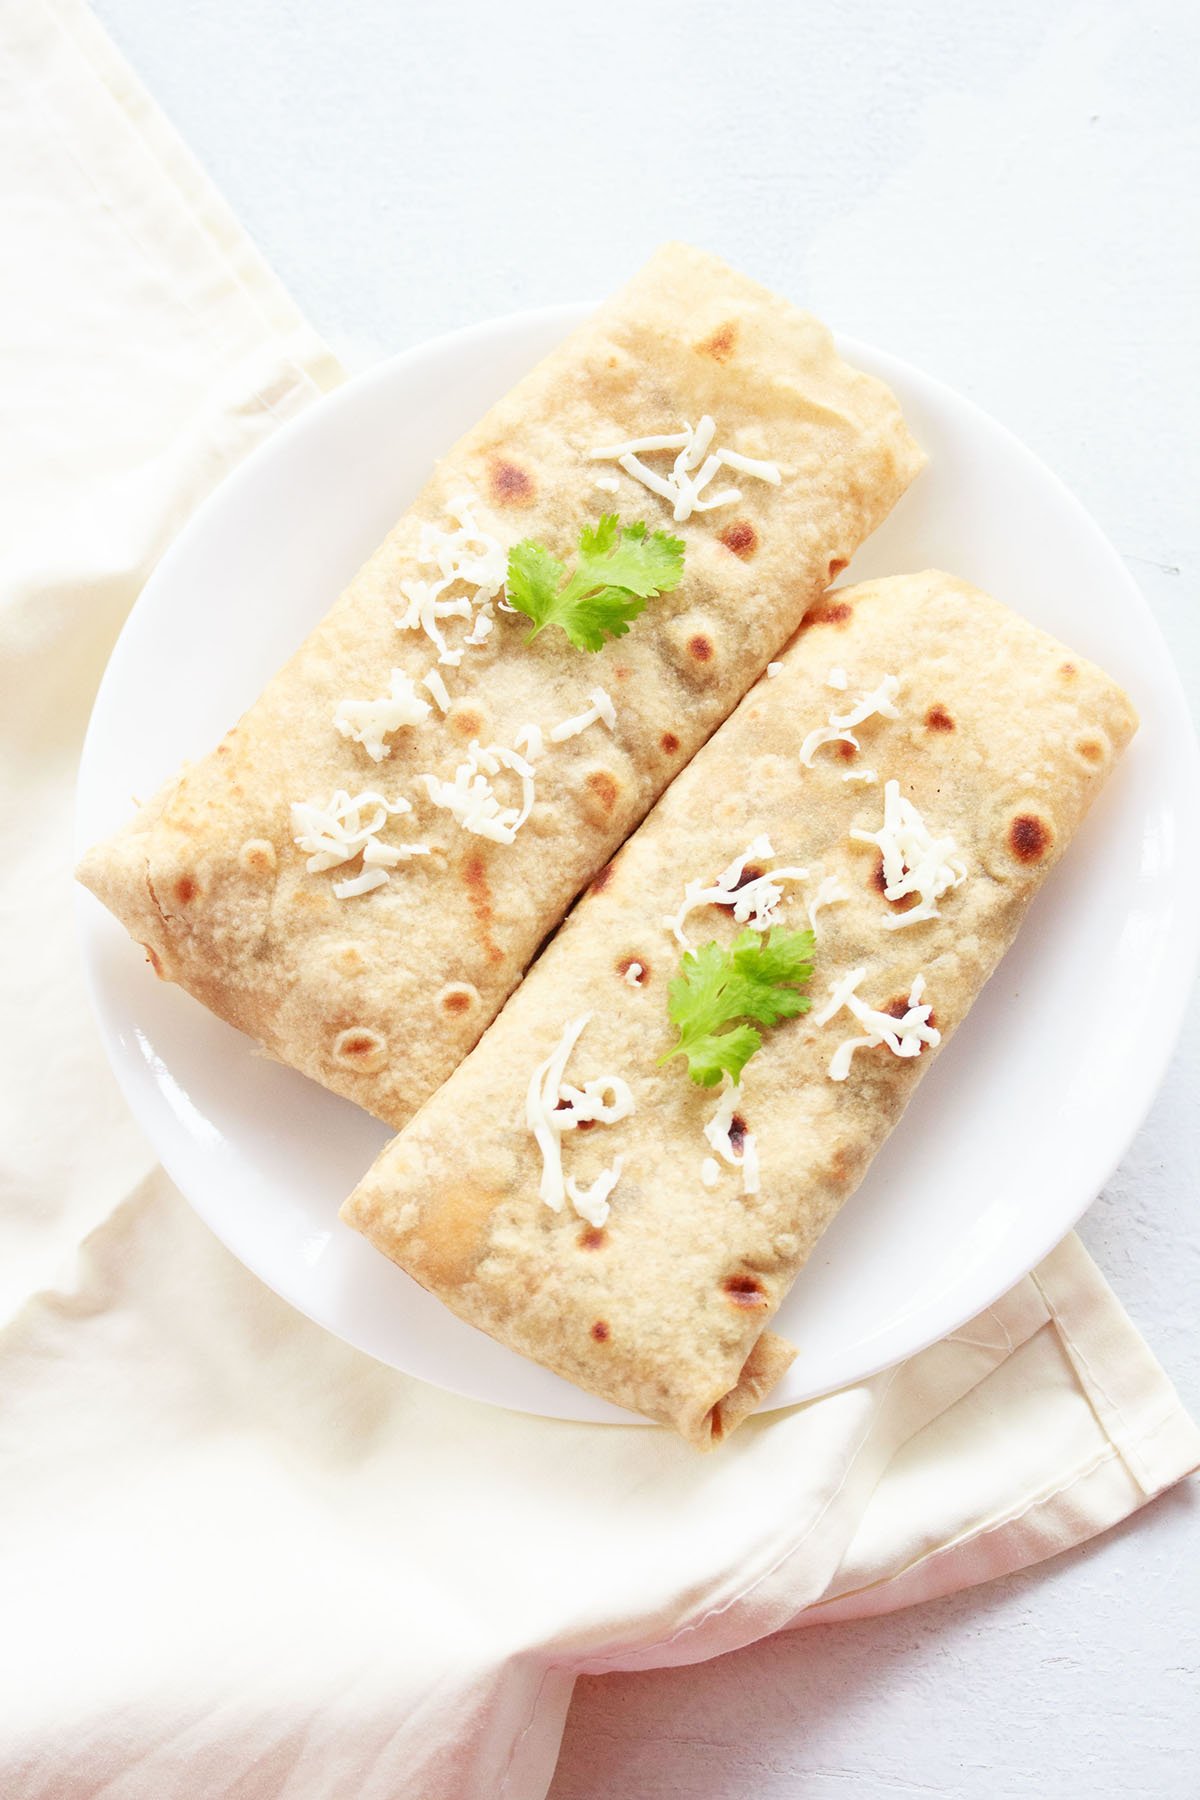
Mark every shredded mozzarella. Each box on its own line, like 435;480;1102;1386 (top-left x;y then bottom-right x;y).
291;789;409;871
565;1160;624;1228
702;1083;745;1166
850;779;968;929
843;768;878;784
333;668;431;762
525;1014;634;1224
422;669;451;712
421;740;536;846
462;613;493;647
587;416;780;523
290;789;427;898
799;674;901;768
513;722;544;761
702;1083;758;1197
664;834;809;949
827;666;849;690
623;962;644;987
806;875;850;935
332;866;389;900
549;686;617;743
396;495;506;666
767;661;784;678
700;1156;721;1188
814;968;940;1080
593;474;620;494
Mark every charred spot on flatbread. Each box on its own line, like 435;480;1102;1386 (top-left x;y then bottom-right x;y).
1075;734;1107;767
437;982;479;1016
330;1027;388;1074
1008;811;1054;864
238;838;277;877
579;767;623;824
723;1274;768;1308
667;613;724;684
717;519;758;560
488;457;535;506
801;598;853;629
447;703;490;742
462;849;505;966
694;320;738;362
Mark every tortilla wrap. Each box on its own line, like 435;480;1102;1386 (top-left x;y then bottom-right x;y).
341;570;1138;1445
77;242;922;1128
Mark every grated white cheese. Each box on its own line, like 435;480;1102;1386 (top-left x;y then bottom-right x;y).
700;1156;721;1188
332;866;389;900
623;962;644;987
565;1160;624;1227
767;661;784;678
593;474;620;494
290;789;428;898
799;673;901;768
513;722;545;761
815;968;940;1080
850;779;968;929
525;1013;634;1224
806;875;850;935
333;668;431;762
396;495;507;666
421;740;536;846
461;612;493;647
587;415;781;523
549;686;617;743
421;669;451;713
843;768;878;784
827;666;849;690
664;834;809;950
702;1083;758;1197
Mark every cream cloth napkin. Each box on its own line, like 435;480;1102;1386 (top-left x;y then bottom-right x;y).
2;4;1197;1796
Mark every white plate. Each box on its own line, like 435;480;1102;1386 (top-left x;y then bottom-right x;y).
76;304;1200;1424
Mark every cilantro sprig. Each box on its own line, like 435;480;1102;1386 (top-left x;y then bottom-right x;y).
660;928;815;1088
505;514;685;652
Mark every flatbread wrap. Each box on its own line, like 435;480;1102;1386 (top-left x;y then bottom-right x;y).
77;242;922;1128
341;570;1138;1444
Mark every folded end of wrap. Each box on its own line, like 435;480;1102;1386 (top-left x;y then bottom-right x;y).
687;1330;798;1451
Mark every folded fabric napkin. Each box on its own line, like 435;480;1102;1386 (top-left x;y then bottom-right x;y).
1;4;1196;1796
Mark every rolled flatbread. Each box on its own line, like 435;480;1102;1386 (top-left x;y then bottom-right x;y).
342;571;1138;1444
77;242;922;1128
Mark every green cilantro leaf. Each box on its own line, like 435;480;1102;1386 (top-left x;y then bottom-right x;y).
660;928;815;1088
505;514;685;652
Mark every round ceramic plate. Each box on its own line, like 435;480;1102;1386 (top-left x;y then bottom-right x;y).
76;304;1199;1424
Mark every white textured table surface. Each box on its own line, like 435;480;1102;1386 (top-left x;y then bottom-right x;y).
92;1;1200;1793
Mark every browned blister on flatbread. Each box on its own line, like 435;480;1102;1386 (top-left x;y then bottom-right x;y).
342;572;1137;1445
77;244;922;1126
